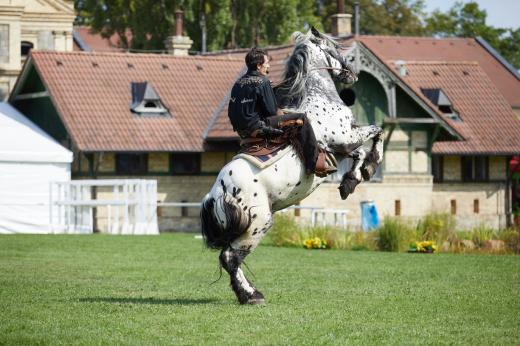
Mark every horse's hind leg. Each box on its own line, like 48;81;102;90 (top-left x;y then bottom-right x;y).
219;207;272;305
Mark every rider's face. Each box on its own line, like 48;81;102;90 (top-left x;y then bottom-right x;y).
257;55;270;76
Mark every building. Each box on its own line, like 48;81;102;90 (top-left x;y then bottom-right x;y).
0;0;74;100
8;11;520;231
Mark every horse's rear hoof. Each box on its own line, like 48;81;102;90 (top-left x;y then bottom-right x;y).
242;290;265;305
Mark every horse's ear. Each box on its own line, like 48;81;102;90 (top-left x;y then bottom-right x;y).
311;26;322;38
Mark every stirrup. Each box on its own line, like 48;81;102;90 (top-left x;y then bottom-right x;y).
315;150;337;178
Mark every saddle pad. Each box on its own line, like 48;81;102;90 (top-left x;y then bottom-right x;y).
233;145;293;170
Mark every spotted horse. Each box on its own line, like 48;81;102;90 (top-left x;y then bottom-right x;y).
200;28;383;304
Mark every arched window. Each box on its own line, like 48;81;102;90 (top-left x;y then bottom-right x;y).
21;41;34;56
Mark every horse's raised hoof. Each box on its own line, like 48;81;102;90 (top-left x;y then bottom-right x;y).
360;161;378;181
338;176;360;200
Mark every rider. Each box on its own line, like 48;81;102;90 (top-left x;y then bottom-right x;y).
228;47;336;177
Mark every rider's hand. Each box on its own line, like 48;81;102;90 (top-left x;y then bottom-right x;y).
257;125;284;137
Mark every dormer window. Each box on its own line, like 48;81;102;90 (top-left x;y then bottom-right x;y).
421;88;460;121
130;82;170;117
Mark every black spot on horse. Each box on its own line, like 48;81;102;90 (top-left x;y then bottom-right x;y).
236;188;241;195
332;131;335;135
232;187;237;197
254;192;257;197
229;170;232;176
220;179;226;193
254;179;258;183
317;121;322;125
296;181;301;186
252;214;257;219
243;206;247;211
237;198;242;203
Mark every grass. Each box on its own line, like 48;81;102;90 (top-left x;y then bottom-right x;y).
1;234;519;345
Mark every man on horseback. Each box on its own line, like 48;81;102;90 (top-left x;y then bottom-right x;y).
228;47;336;177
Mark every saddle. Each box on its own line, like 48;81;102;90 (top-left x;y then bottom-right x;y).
238;118;337;177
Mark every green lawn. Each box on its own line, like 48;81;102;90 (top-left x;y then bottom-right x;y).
0;234;519;345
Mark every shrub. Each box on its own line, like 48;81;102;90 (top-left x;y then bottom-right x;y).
469;225;498;248
498;228;520;254
376;217;416;252
416;213;456;245
268;213;304;247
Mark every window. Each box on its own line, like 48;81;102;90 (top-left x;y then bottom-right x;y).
461;156;488;182
0;24;9;63
432;155;443;182
21;41;34;56
116;153;148;175
130;82;170;117
171;153;201;175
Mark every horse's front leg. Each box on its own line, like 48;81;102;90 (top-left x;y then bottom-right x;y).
338;147;365;200
360;126;384;181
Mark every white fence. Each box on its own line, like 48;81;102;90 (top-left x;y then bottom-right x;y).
157;203;351;229
49;179;158;235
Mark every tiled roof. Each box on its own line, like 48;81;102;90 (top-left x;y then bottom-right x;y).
73;26;127;52
29;51;243;152
359;36;520;108
399;62;520;155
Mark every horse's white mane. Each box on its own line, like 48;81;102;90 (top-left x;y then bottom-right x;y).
277;29;341;109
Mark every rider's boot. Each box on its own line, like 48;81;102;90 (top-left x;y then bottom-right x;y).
315;149;338;178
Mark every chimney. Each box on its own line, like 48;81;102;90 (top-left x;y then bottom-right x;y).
164;9;193;56
331;0;352;37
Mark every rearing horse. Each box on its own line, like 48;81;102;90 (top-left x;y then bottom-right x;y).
201;28;383;304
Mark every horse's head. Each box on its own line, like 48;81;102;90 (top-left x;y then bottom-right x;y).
307;27;358;85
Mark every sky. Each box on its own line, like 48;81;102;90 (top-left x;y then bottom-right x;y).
422;0;520;29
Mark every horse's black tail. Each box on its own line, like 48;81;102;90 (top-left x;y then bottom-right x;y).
200;194;252;250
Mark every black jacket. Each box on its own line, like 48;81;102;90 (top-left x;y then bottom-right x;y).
228;69;278;135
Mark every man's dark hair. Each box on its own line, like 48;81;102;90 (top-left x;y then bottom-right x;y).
245;47;268;71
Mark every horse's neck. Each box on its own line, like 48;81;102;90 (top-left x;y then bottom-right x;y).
299;72;354;147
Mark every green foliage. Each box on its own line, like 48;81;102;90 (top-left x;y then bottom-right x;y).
468;225;497;247
319;0;426;36
376;216;417;252
268;213;304;247
268;214;376;250
425;1;520;69
416;213;456;245
498;229;520;254
1;234;519;344
75;0;320;52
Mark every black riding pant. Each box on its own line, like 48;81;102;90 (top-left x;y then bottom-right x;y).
266;113;319;174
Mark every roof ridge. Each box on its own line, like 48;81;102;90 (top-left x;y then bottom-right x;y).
31;50;243;61
389;60;480;65
360;35;473;41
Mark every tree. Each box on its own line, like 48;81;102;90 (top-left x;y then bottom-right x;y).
425;1;519;69
74;0;320;52
318;0;426;36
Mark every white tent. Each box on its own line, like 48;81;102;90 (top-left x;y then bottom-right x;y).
0;102;72;234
